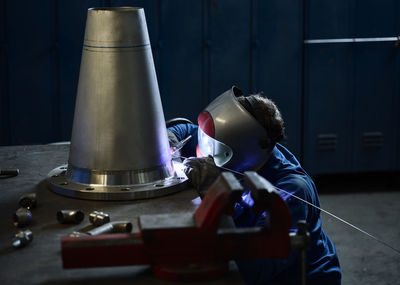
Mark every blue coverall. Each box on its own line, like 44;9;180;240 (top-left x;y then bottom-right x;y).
169;123;341;285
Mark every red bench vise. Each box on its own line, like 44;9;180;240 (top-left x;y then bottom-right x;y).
61;171;292;281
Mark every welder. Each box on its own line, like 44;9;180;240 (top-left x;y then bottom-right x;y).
168;86;341;285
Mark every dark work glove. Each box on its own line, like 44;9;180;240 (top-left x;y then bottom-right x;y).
183;156;221;196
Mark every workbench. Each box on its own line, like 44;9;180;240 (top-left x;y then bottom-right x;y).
0;145;244;284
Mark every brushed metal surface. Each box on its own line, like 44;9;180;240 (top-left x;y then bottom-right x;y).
48;7;186;200
47;162;188;200
70;7;170;171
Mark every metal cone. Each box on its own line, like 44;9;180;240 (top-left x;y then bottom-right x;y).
47;7;188;200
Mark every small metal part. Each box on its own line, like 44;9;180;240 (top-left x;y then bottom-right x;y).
57;210;85;224
89;211;110;226
87;221;132;236
12;229;33;248
87;224;116;236
69;231;88;238
0;168;19;178
13;208;33;227
18;193;37;209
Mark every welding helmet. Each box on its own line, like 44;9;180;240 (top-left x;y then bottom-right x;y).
197;86;272;172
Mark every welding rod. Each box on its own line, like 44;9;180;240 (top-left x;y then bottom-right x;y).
87;221;132;236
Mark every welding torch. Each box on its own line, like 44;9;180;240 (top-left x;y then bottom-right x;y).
170;135;192;157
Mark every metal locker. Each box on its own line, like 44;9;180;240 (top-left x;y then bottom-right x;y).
303;44;353;174
352;0;400;172
352;42;398;172
209;0;251;100
159;0;203;122
307;0;353;39
256;0;303;158
0;48;8;145
397;48;400;171
0;0;8;145
303;0;354;174
6;0;58;145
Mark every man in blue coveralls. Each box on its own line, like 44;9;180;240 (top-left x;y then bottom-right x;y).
168;86;341;285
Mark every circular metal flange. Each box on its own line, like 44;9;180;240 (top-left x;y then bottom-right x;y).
46;161;189;201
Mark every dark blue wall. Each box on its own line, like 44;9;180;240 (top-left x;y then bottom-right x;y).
1;0;399;174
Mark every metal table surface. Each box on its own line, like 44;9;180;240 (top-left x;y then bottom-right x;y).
0;145;244;285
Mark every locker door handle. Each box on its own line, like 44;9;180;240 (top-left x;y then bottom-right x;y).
304;36;400;45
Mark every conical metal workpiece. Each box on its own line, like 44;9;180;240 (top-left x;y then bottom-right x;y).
47;7;188;200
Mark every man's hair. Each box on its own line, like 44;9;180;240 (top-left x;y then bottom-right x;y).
237;94;285;149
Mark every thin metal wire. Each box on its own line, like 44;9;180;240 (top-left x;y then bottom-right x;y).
179;155;400;255
275;186;400;255
216;165;245;176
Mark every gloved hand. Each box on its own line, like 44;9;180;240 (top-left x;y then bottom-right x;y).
183;156;221;195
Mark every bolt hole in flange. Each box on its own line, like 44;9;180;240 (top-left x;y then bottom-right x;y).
154;184;164;187
85;187;95;191
60;182;68;186
121;188;131;191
